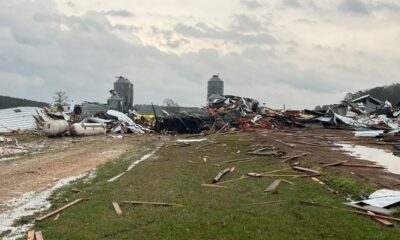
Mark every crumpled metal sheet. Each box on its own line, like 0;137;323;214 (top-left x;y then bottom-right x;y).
0;107;49;133
355;189;400;208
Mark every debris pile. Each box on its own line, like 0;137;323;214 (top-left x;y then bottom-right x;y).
0;106;151;137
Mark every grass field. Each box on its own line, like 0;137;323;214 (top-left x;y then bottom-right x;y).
30;133;400;239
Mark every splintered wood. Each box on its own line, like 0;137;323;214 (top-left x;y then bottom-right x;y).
281;152;308;163
35;231;44;240
367;211;394;227
213;168;231;183
292;166;320;175
112;202;123;216
27;230;35;240
264;179;295;193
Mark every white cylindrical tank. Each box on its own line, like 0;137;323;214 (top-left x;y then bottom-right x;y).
70;123;107;136
43;120;69;136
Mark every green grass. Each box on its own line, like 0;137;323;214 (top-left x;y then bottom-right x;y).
30;133;400;239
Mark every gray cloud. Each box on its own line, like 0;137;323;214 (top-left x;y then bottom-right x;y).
103;9;134;17
230;14;263;32
241;0;263;9
0;0;397;109
174;16;276;45
339;0;370;14
283;0;301;8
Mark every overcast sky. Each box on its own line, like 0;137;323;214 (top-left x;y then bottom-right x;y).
0;0;399;109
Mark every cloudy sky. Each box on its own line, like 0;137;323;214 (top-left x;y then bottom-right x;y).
0;0;399;109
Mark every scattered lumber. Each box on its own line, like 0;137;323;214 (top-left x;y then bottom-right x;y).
322;161;348;168
367;211;394;227
274;139;296;148
265;180;282;192
202;183;228;189
252;146;275;153
264;179;294;193
299;200;400;222
213;168;231;183
27;230;35;240
311;177;325;185
217;176;249;184
281;152;308;163
35;231;44;240
112;202;123;216
292;166;320;175
248;173;305;178
36;198;89;221
121;201;179;207
223;157;256;164
248;151;280;156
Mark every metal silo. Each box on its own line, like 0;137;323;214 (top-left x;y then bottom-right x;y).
207;74;224;101
114;76;133;112
107;90;123;112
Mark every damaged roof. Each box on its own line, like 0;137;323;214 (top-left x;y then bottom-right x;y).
0;107;49;133
352;94;384;105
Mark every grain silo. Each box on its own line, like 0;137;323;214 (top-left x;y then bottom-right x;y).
207;74;224;101
107;90;123;112
114;76;133;112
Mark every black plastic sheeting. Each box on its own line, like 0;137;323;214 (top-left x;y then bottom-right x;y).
154;114;214;134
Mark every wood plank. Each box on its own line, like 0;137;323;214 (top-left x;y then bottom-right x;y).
292;166;320;175
322;161;347;168
274;139;295;148
223;157;255;163
265;180;282;192
217;176;249;184
281;153;308;163
27;230;35;240
35;231;45;240
213;168;231;183
248;151;279;156
120;201;176;207
36;198;89;221
112;202;123;216
367;211;394;227
248;200;288;205
201;183;228;189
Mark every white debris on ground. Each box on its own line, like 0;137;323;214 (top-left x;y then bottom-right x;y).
0;143;45;162
175;138;207;143
107;147;161;183
352;189;400;208
0;172;90;240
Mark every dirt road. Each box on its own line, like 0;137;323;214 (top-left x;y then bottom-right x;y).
0;135;157;204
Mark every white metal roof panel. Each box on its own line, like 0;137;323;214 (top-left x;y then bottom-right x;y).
0;107;49;133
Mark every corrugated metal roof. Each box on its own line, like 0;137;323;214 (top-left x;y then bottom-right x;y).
0;107;49;133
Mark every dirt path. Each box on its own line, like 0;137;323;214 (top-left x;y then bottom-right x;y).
0;135;157;204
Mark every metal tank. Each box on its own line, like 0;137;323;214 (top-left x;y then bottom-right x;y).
207;74;224;102
114;76;133;113
43;120;69;136
107;90;123;112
